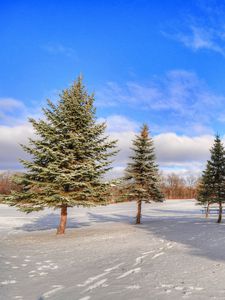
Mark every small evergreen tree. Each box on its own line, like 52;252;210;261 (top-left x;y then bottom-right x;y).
197;135;225;223
4;77;117;234
125;124;164;224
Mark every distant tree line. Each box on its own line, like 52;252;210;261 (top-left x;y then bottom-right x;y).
1;172;199;201
160;174;199;199
0;172;21;195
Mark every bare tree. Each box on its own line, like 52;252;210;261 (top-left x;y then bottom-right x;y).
160;173;199;199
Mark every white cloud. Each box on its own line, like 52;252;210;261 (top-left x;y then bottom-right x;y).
99;115;139;132
98;70;224;113
0;97;42;126
175;25;225;56
96;80;163;108
0;97;41;170
96;70;225;134
0;98;25;112
154;133;213;163
0;123;34;170
163;2;225;56
0;98;26;125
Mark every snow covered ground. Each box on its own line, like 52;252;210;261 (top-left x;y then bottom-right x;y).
1;200;225;300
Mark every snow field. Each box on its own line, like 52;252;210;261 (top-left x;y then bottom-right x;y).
1;200;225;299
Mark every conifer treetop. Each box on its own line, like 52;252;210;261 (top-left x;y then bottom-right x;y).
125;124;164;203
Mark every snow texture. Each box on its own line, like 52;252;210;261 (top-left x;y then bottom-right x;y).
1;200;225;299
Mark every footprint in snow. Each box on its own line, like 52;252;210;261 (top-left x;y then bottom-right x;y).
77;271;108;287
159;284;204;296
28;261;58;278
41;285;64;298
117;268;141;279
133;255;147;266
1;280;17;285
152;252;165;259
126;285;141;290
83;279;108;293
78;263;123;287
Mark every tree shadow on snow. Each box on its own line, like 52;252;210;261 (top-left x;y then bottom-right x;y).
87;211;133;223
149;208;201;215
136;215;225;262
88;207;225;263
17;210;134;232
16;213;87;232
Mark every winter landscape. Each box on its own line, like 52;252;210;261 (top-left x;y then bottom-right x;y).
3;1;225;300
2;199;225;300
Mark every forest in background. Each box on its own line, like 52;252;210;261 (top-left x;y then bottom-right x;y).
0;172;199;201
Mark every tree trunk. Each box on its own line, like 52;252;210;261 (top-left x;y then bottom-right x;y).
136;200;142;224
217;202;222;223
206;202;210;218
57;206;68;234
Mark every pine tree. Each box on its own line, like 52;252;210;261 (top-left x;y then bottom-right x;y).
197;135;225;223
125;124;164;224
4;77;117;234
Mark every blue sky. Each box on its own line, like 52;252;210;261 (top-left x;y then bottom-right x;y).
1;0;225;176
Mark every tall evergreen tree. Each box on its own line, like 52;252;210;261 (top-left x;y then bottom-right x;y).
4;77;117;234
125;124;164;224
197;135;225;223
